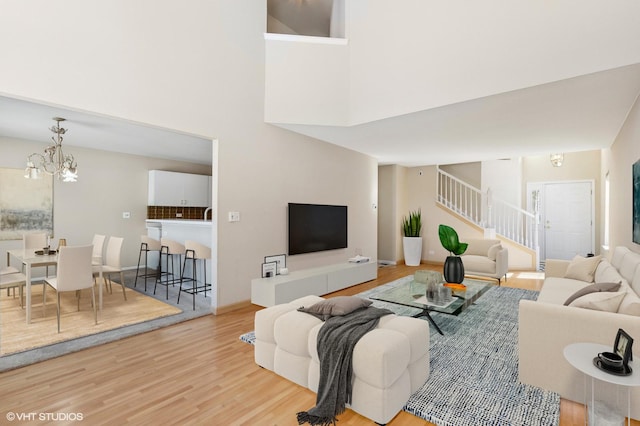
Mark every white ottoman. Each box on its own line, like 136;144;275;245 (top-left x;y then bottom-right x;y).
254;295;430;425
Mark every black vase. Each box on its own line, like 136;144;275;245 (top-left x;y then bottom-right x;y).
444;256;464;284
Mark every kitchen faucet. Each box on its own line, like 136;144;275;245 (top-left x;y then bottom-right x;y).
203;207;212;220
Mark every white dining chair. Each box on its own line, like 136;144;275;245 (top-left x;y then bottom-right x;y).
1;266;21;298
23;232;48;250
24;231;51;277
93;236;127;301
1;266;20;275
43;245;96;333
0;272;27;305
14;232;51;306
91;234;106;267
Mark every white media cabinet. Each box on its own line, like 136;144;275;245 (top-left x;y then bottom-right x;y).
251;261;378;307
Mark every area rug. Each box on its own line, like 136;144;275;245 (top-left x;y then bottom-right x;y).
241;278;560;426
0;284;181;356
0;270;211;371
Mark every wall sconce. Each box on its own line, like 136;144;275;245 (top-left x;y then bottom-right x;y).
550;153;564;167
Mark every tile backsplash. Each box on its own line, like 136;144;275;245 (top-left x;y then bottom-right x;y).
147;206;209;220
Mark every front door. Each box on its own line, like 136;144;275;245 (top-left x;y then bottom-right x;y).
528;181;594;261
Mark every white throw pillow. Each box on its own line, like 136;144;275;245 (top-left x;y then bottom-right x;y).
569;291;625;312
564;255;602;283
487;244;502;261
617;282;640;316
594;261;623;284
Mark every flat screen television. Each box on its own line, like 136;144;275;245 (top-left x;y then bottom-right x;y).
288;203;348;255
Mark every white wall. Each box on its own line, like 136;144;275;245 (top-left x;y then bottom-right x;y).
0;1;378;311
481;159;522;208
377;165;396;263
440;162;481;189
264;0;640;127
264;35;349;125
605;95;640;253
346;0;640;125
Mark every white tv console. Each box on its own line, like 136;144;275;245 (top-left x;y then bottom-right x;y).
251;261;378;307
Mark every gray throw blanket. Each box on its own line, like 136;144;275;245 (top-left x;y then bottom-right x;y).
297;306;393;426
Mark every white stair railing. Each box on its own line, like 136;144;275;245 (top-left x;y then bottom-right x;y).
436;167;539;252
436;169;484;224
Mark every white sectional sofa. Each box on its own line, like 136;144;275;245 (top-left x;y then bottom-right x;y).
519;246;640;419
254;295;430;425
460;238;509;283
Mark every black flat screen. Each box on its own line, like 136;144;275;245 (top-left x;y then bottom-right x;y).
288;203;347;255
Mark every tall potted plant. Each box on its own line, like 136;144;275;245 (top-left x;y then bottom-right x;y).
438;224;468;284
402;209;422;266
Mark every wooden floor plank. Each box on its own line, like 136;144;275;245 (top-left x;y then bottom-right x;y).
0;263;637;425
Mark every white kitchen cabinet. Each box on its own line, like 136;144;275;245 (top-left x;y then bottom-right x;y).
148;170;211;207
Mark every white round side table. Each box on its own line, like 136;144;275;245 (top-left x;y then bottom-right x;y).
564;342;640;426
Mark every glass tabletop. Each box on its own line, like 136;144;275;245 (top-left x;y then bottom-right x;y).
370;278;492;315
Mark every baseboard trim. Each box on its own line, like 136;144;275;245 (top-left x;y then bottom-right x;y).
213;300;252;315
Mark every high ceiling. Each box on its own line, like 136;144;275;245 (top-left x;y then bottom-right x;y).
0;96;213;166
266;0;640;166
276;64;640;166
2;2;638;169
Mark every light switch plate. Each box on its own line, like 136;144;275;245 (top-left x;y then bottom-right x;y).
122;212;131;219
228;211;240;222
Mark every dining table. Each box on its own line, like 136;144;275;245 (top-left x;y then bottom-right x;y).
7;249;103;324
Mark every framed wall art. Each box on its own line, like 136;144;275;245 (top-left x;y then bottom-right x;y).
0;168;53;241
261;261;277;278
265;254;286;274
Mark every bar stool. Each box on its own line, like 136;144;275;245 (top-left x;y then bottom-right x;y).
154;238;185;300
178;240;212;310
134;236;162;291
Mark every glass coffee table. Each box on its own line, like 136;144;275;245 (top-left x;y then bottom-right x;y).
370;278;492;335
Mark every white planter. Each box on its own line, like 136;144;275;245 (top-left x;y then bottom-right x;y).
403;237;423;266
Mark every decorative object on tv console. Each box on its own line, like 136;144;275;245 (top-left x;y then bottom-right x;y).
261;261;277;278
264;254;286;275
633;159;640;244
438;224;468;284
288;203;348;255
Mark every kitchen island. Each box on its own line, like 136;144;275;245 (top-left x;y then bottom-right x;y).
145;220;213;298
145;219;213;247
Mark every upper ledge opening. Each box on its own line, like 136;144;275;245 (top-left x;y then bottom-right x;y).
264;33;348;45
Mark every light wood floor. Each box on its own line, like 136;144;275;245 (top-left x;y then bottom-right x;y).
0;263;636;425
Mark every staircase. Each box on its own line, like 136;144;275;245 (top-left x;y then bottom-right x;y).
436;167;540;265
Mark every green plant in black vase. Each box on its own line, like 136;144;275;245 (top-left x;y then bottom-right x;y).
438;224;468;284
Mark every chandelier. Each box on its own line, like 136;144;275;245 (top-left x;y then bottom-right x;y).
25;117;78;182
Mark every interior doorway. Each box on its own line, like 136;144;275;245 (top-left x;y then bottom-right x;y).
527;180;594;262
